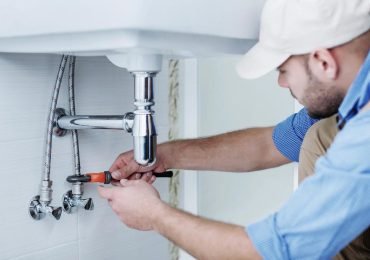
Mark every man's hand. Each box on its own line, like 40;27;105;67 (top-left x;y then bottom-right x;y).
109;148;168;183
97;177;164;231
98;175;261;259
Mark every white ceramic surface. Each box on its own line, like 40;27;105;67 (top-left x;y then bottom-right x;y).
0;0;264;56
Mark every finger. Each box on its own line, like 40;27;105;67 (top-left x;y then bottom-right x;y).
110;170;123;180
141;172;152;182
111;180;122;187
149;176;156;184
97;186;114;199
120;179;136;187
110;159;140;180
127;173;141;180
111;164;138;180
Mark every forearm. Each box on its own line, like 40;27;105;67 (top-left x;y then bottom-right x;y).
153;203;261;260
159;127;289;172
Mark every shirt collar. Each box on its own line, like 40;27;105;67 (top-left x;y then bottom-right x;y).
338;51;370;127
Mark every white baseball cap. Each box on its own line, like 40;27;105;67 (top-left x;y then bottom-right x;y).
236;0;370;79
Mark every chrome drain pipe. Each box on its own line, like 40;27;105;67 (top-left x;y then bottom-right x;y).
132;72;157;166
56;71;158;166
57;114;134;130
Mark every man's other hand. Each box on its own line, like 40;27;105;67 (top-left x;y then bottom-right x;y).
98;179;164;231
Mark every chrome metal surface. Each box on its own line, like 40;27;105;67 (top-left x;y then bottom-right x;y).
133;135;157;165
62;190;94;214
71;183;83;195
134;72;155;105
58;115;125;130
132;112;157;165
29;195;62;220
132;72;157;165
29;196;45;220
54;71;158;166
123;112;135;133
53;108;68;137
39;180;53;203
68;57;81;178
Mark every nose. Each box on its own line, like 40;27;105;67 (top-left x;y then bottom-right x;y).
278;73;289;88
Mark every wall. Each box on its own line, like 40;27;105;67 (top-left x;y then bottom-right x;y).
0;54;170;260
196;56;295;225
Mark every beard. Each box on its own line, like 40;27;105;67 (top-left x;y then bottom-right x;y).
304;86;343;119
301;61;345;119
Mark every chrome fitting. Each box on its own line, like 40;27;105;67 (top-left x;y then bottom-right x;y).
62;190;94;214
40;180;53;203
29;195;62;220
123;112;135;133
71;183;83;196
53;108;68;137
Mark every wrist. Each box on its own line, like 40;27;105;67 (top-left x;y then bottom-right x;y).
151;201;171;233
158;141;176;169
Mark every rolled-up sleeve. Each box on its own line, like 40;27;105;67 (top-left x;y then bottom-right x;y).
273;108;319;162
248;111;370;259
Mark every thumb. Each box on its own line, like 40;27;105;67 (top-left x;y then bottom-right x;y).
111;161;140;180
97;186;114;199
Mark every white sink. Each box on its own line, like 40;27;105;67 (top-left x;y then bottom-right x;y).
0;0;264;55
0;0;264;69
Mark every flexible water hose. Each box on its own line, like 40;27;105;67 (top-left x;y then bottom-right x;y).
68;56;81;177
42;55;68;181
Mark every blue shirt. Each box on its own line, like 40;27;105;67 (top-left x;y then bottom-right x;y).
247;51;370;259
273;108;319;162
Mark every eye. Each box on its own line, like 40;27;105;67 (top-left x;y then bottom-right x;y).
277;66;286;74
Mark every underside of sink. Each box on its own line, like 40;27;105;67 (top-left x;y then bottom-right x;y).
0;0;264;57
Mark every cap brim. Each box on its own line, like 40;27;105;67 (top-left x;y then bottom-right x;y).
236;43;290;79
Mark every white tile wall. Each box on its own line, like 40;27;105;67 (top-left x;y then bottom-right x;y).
197;56;295;226
0;54;170;260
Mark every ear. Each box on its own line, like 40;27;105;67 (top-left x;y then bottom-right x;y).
308;49;339;81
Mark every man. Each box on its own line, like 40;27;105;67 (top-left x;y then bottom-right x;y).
299;115;370;260
99;0;370;258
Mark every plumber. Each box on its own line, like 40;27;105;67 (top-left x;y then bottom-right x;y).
98;0;370;258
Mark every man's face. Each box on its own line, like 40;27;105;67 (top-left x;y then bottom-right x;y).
277;55;344;118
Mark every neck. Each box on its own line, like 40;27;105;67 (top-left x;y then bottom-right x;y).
334;48;367;94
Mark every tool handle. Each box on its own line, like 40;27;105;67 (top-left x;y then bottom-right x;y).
105;171;173;179
153;171;173;178
66;170;174;184
88;170;174;183
88;171;111;184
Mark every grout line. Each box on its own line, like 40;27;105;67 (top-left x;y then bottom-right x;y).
10;241;78;260
77;210;81;260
